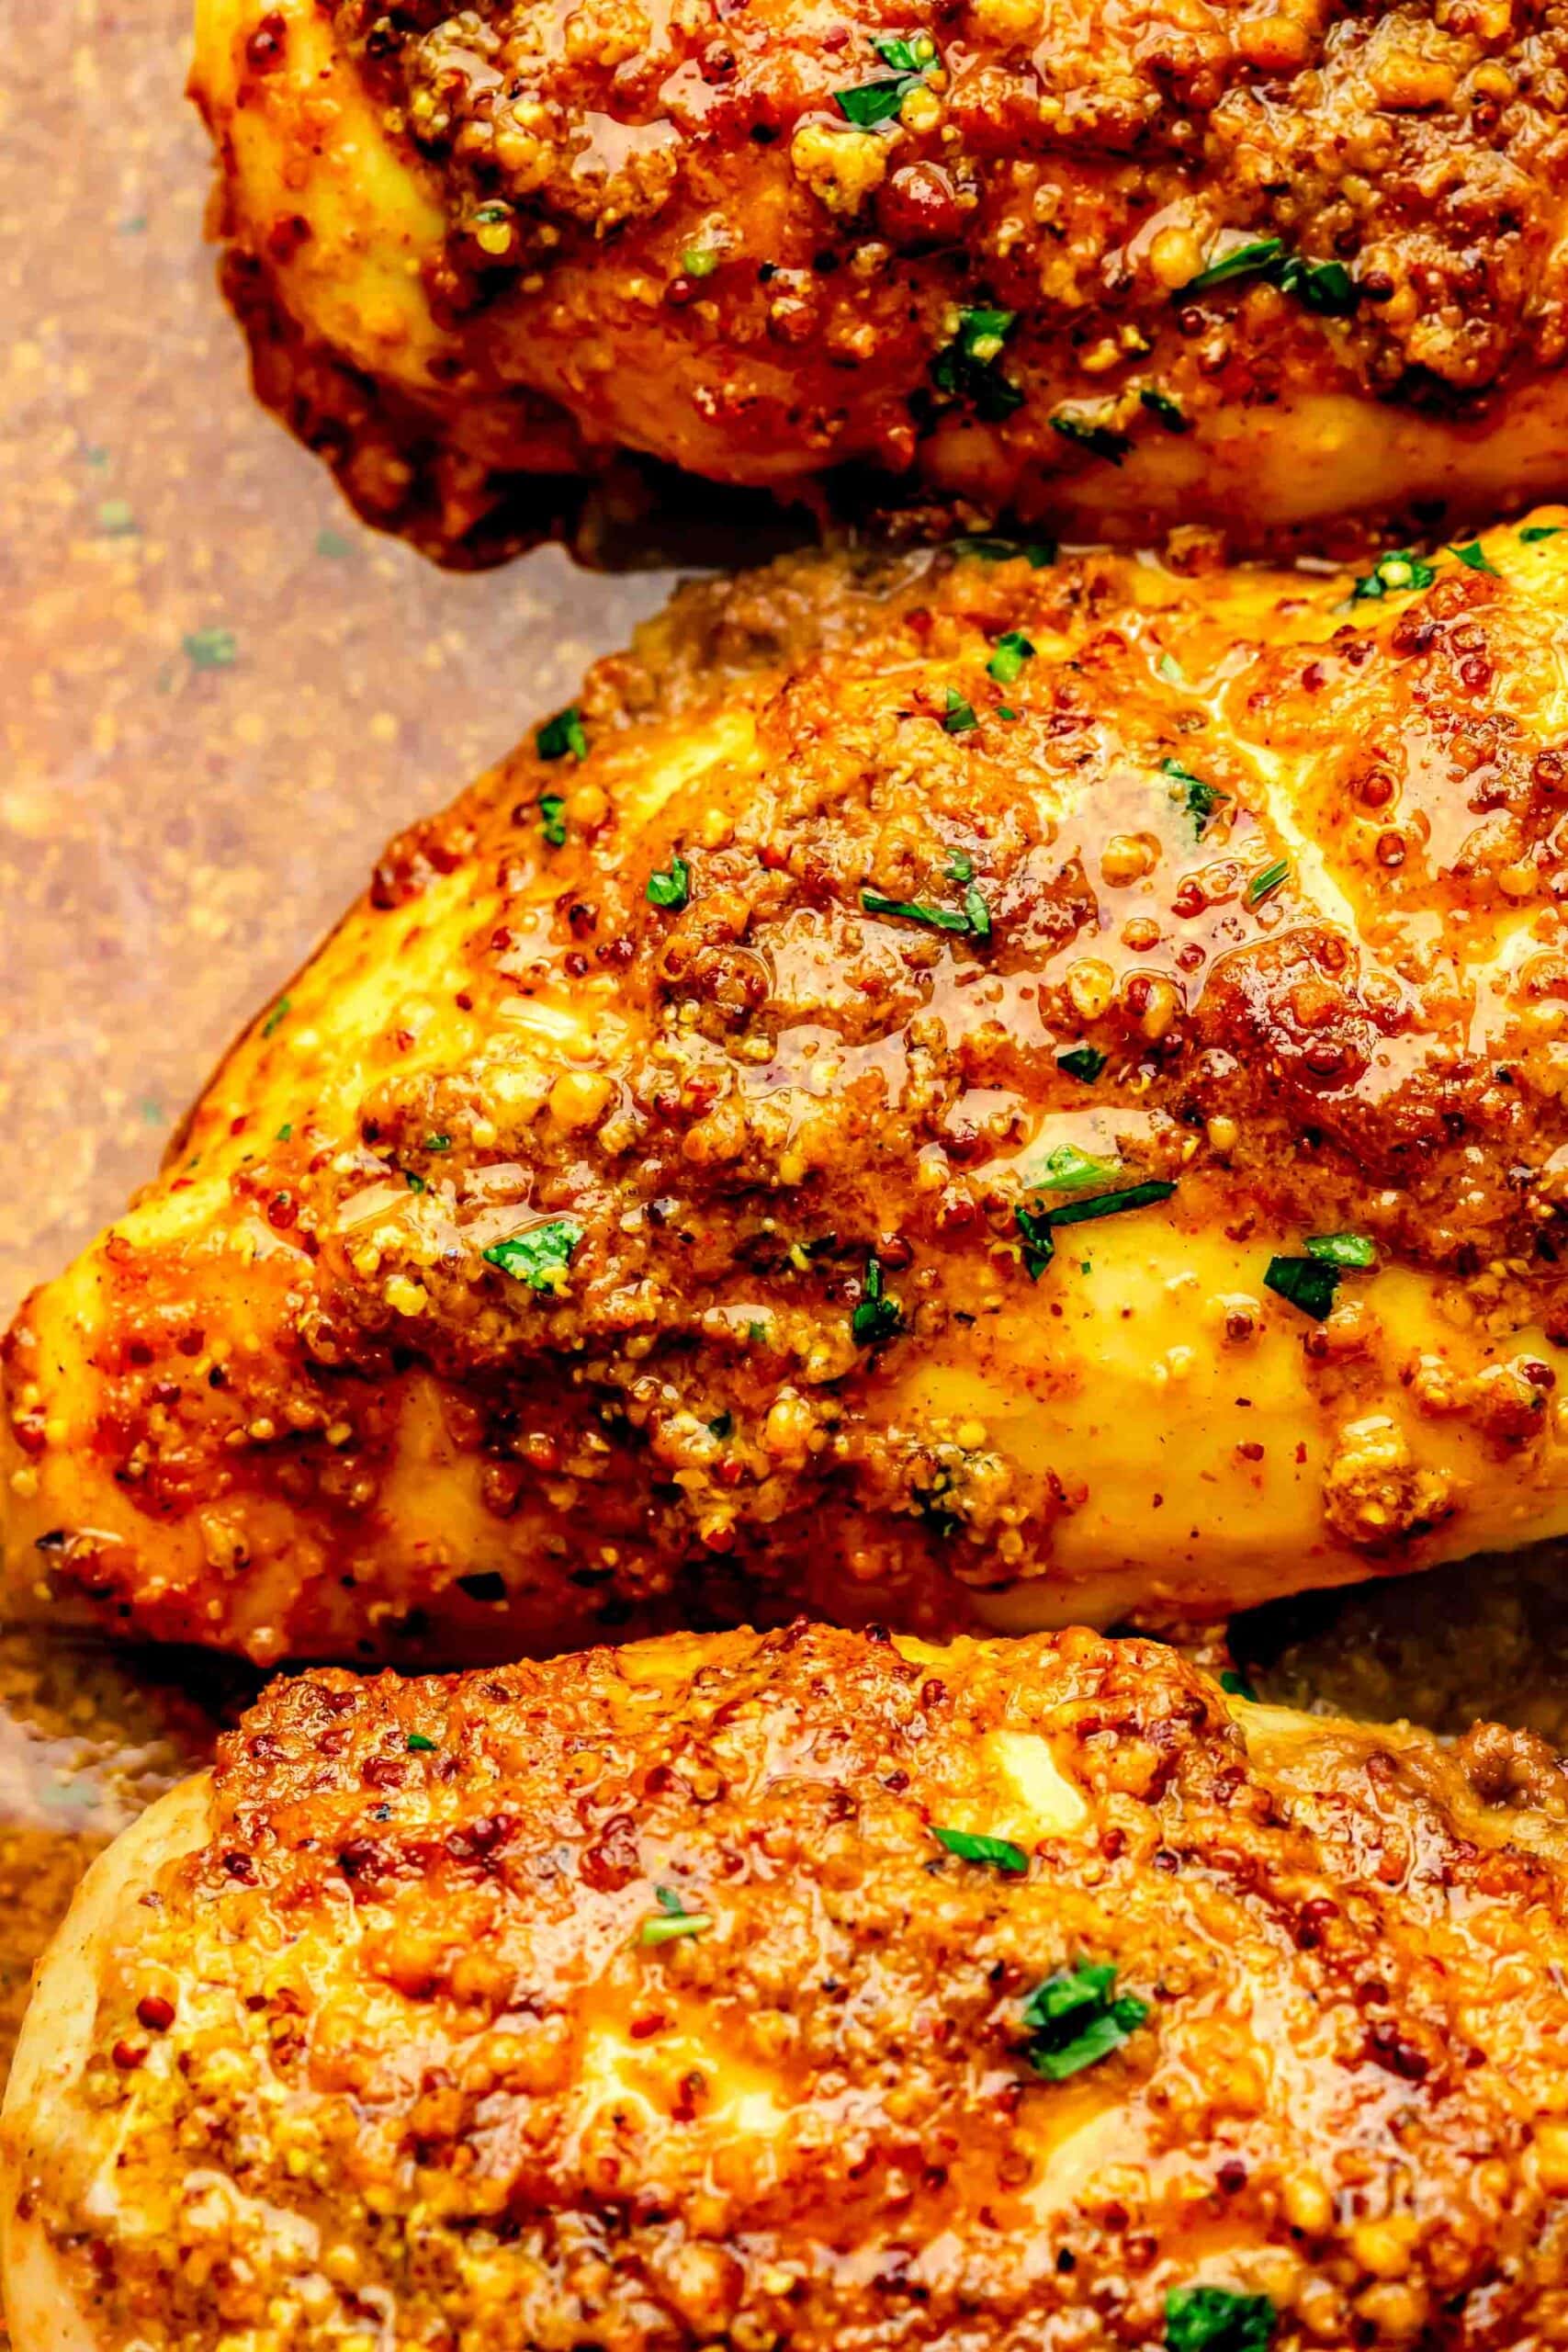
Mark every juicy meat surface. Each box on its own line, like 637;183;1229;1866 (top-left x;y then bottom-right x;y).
7;1624;1568;2351
8;526;1568;1662
192;0;1568;560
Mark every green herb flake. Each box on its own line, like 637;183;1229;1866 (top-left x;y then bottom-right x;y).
406;1732;438;1753
681;243;720;277
184;626;237;671
932;308;1023;423
647;854;692;910
949;534;1056;568
1218;1669;1258;1702
1350;548;1437;602
482;1217;584;1294
1156;650;1186;686
1032;1143;1122;1193
1276;254;1358;313
932;1826;1029;1872
987;631;1034;686
276;1122;293;1142
1051;410;1132;466
862;887;987;937
835;72;922;124
852;1255;903;1347
1057;1046;1107;1084
425;1134;452;1152
1264;1254;1341;1319
1022;1962;1149;2081
707;1411;734;1440
536;706;588;762
638;1887;713;1947
1166;2287;1277;2352
1181;236;1283;294
1247;857;1290;908
948;852;975;884
1140;388;1187;433
261;995;290;1038
1305;1230;1376;1269
1450;538;1501;577
1521;525;1564;543
943;686;979;734
405;1170;427;1193
316;526;354;559
97;498;138;537
1162;756;1228;839
874;29;938;67
539;793;568;848
1016;1180;1177;1279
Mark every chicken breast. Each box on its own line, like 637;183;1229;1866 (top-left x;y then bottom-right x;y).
6;1623;1568;2352
191;0;1568;562
8;524;1568;1663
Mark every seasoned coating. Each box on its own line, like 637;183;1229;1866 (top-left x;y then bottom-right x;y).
192;0;1568;560
11;524;1568;1661
8;1624;1568;2352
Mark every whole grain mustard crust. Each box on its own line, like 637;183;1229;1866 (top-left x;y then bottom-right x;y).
11;526;1568;1658
192;0;1568;557
8;1626;1568;2350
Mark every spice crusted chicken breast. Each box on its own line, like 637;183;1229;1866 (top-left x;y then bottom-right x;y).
191;0;1568;562
8;1624;1568;2352
11;522;1568;1662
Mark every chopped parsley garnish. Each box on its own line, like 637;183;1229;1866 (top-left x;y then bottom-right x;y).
405;1170;427;1193
1051;411;1131;466
98;498;138;536
1350;549;1437;602
987;631;1034;685
707;1410;734;1440
1305;1230;1376;1268
932;1826;1029;1871
1521;524;1564;543
852;1255;903;1346
932;308;1023;422
1263;1255;1341;1319
1181;235;1283;293
1162;756;1228;839
406;1731;438;1753
1247;857;1289;907
1022;1962;1149;2081
874;30;938;68
949;534;1056;567
425;1134;452;1152
276;1122;292;1141
638;1886;713;1946
1156;650;1186;686
1166;2287;1277;2352
1016;1180;1177;1278
681;243;720;277
1032;1143;1122;1192
1140;388;1187;433
539;793;567;847
1057;1046;1107;1084
184;626;237;670
316;526;354;559
647;854;691;910
943;687;979;734
1218;1669;1258;1701
536;706;588;761
835;73;923;124
1179;237;1358;315
862;884;991;938
261;995;290;1037
482;1217;584;1293
1450;538;1501;576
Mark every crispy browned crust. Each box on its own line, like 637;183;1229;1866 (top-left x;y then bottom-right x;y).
196;0;1568;558
12;1624;1568;2349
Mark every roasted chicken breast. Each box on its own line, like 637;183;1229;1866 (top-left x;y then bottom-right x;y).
7;1623;1568;2352
8;525;1568;1663
192;0;1568;561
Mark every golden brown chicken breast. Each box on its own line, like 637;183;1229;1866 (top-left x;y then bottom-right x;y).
192;0;1568;561
8;522;1568;1664
7;1623;1568;2352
